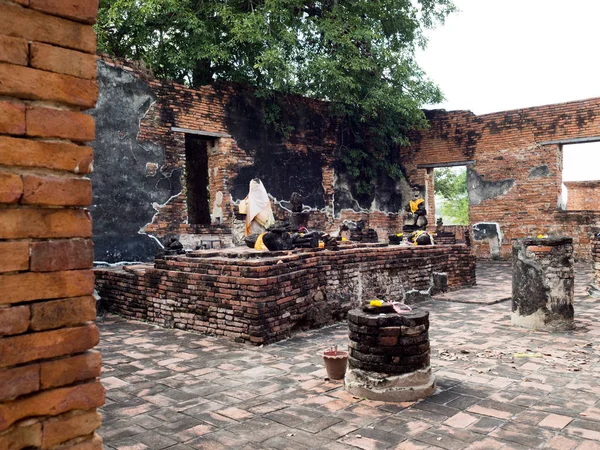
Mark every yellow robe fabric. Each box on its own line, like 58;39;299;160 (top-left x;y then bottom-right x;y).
409;198;424;213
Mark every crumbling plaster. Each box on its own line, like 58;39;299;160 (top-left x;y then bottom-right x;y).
412;101;600;259
90;61;181;262
92;56;600;262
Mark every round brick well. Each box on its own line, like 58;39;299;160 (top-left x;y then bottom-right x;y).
345;304;435;401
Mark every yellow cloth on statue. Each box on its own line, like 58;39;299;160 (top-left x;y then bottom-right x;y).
254;233;268;251
409;198;424;213
244;179;275;236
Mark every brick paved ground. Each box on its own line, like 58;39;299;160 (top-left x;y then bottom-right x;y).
99;262;600;449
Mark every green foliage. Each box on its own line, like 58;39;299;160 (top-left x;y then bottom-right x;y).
435;167;469;225
97;0;456;193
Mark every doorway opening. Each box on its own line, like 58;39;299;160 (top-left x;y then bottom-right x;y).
433;165;469;225
185;134;212;225
561;142;600;211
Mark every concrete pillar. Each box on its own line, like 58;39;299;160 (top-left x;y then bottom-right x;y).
590;234;600;298
512;237;574;331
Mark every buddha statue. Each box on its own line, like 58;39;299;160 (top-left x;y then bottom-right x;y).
403;185;427;232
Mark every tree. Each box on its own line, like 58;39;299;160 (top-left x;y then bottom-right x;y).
97;0;456;198
435;167;468;225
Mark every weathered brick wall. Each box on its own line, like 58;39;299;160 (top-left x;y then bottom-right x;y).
564;181;600;211
95;244;475;344
409;100;600;259
93;57;412;262
93;57;600;261
0;1;104;448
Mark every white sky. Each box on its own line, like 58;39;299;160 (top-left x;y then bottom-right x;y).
415;0;600;181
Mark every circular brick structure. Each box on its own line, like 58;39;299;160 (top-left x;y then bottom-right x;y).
345;305;435;401
512;236;574;331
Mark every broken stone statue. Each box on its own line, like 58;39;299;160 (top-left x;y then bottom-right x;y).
403;185;428;232
240;178;275;236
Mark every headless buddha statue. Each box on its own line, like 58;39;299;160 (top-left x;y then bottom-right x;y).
403;185;428;232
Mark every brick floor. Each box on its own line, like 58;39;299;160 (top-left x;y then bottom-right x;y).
98;262;600;449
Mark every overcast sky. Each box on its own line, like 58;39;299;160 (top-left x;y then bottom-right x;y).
415;0;600;181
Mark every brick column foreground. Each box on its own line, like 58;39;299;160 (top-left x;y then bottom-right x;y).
590;234;600;297
512;237;575;331
345;305;435;401
0;1;104;448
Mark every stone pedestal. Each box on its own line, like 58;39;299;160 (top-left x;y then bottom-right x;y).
512;237;574;331
591;236;600;298
290;212;309;231
345;305;435;401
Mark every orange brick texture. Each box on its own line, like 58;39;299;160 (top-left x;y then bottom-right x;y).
98;56;600;260
0;1;104;449
99;56;407;247
564;181;600;211
404;101;600;259
95;244;475;345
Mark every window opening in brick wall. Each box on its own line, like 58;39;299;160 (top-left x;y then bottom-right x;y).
561;142;600;211
185;134;212;225
433;165;468;225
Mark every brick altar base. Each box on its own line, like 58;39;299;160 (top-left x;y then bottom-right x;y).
95;243;475;345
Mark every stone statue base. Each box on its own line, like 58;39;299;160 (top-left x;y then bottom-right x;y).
345;367;435;402
290;212;310;231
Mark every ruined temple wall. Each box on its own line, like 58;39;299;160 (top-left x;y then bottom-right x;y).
564;181;600;211
410;99;600;259
92;57;409;262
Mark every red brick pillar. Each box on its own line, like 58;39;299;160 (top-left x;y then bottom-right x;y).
591;235;600;297
0;1;104;448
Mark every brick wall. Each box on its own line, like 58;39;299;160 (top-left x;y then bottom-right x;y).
93;57;600;261
0;1;104;448
95;244;475;345
93;57;412;262
409;100;600;259
564;181;600;211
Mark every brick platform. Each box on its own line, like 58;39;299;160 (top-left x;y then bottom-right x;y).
95;243;475;344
